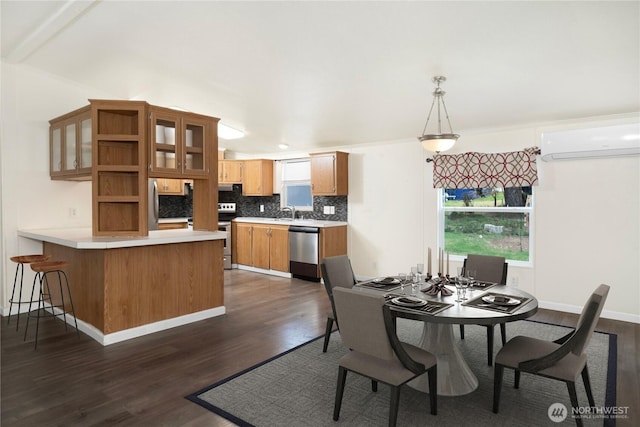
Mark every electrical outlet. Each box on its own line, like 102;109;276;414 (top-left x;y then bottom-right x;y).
510;277;519;288
69;207;78;218
330;206;335;214
323;206;331;214
260;205;264;212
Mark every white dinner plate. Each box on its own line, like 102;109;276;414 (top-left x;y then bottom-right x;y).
374;277;401;285
391;296;428;308
482;295;521;306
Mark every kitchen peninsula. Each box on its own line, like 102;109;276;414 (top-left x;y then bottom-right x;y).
19;227;226;345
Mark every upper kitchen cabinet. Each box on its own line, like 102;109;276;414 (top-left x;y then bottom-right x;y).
219;160;244;184
149;106;214;179
310;151;349;196
91;100;148;237
242;159;273;196
49;106;92;180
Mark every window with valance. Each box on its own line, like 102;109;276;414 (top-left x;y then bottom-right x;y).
432;147;540;264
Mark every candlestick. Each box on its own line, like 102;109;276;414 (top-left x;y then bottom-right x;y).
446;251;450;276
427;247;432;275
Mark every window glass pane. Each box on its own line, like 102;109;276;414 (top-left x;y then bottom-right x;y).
442;186;533;263
444;211;530;261
444;187;531;207
285;184;312;208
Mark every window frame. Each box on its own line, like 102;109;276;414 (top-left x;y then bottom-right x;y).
279;159;313;212
438;188;534;268
281;180;313;212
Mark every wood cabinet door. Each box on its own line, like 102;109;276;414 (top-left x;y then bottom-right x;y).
242;160;262;195
219;160;243;183
310;153;336;195
269;226;290;272
150;108;181;176
157;179;184;195
242;160;273;196
235;223;253;266
181;116;208;177
252;225;271;269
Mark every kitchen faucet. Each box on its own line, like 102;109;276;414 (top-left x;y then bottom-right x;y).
281;206;296;220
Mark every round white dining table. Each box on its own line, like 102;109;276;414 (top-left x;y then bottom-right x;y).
387;284;538;396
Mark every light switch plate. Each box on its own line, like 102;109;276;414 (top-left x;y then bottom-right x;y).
323;206;331;214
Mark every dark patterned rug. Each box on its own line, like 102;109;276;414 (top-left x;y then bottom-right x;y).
187;319;616;426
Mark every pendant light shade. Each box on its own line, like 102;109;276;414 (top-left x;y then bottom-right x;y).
418;76;459;153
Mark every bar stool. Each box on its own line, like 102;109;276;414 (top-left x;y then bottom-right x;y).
7;254;51;330
23;260;80;349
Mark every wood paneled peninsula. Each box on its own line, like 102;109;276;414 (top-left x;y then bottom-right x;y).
18;227;226;345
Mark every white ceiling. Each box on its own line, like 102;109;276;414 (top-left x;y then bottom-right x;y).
2;1;639;154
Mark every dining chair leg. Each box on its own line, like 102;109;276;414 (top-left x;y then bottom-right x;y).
493;364;504;413
389;386;401;427
428;365;437;415
333;367;347;421
581;365;595;407
567;381;583;427
514;369;521;388
459;324;465;339
323;317;333;352
499;323;506;345
372;380;378;392
486;325;494;366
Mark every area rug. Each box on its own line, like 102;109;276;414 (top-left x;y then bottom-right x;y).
187;319;617;426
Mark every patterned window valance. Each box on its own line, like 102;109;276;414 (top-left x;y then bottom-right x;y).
432;147;540;189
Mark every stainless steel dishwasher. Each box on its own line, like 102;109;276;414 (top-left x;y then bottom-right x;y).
289;226;320;282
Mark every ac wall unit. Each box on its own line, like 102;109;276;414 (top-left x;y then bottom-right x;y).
540;123;640;161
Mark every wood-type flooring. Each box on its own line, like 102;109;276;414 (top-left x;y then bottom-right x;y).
2;270;638;426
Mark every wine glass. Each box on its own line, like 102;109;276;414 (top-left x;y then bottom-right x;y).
461;269;475;300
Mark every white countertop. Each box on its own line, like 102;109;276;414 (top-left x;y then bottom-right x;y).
18;227;226;249
233;217;347;228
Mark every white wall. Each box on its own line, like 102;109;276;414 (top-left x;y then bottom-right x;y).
0;62;112;310
1;61;638;323
346;124;640;323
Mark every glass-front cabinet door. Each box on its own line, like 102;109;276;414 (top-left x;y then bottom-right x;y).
50;126;62;175
49;106;92;180
64;121;77;173
182;117;207;176
77;113;92;173
150;109;180;176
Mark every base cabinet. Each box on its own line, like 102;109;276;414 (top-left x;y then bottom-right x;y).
232;222;289;272
233;222;347;277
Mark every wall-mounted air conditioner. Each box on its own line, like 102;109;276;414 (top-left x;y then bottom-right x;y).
540;123;640;161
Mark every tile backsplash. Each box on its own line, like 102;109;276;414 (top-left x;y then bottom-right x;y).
220;184;347;221
160;183;347;221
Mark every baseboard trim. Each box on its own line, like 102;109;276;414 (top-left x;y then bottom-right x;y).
14;305;226;346
539;300;639;324
236;264;292;279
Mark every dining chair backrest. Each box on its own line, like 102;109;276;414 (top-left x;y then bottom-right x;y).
571;284;609;356
333;287;396;361
321;255;356;300
464;254;508;284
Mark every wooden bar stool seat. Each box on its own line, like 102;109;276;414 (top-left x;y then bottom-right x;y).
23;260;80;349
8;254;51;330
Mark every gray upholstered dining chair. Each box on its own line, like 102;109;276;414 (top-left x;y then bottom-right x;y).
332;287;437;427
493;284;610;427
459;254;508;365
320;255;357;352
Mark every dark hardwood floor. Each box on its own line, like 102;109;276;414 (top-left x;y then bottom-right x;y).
2;270;638;426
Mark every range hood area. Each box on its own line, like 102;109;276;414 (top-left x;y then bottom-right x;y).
218;184;234;192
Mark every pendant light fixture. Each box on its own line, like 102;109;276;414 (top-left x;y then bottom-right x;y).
418;76;459;153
